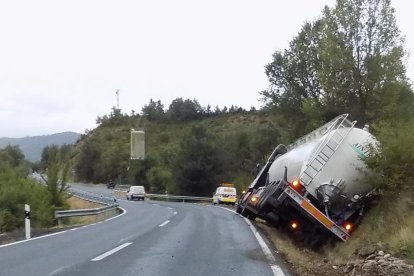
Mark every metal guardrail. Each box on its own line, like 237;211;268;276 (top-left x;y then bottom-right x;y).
67;187;116;206
56;186;119;222
55;204;118;219
145;194;212;203
114;188;212;203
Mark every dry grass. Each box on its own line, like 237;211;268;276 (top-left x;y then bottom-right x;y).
66;196;102;209
114;190;127;198
256;219;344;276
61;196;104;226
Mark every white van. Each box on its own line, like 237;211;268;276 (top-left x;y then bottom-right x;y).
212;186;237;205
126;186;146;201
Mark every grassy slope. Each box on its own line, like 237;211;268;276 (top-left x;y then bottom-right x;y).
328;190;414;261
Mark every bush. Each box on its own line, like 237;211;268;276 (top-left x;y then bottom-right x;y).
0;169;55;232
366;119;414;191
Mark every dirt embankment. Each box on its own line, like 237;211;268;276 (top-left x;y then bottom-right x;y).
256;220;414;276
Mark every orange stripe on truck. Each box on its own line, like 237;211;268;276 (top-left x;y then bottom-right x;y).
301;200;334;229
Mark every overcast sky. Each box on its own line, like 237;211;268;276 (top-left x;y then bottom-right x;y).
0;0;413;138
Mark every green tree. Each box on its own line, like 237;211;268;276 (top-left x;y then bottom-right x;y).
166;98;202;121
319;0;407;125
147;166;172;194
366;115;414;191
74;139;101;182
262;0;409;133
142;99;166;122
0;145;25;169
127;158;154;191
172;125;227;196
40;145;69;206
262;20;326;136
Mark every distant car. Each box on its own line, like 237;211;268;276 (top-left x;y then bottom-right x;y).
107;180;115;189
126;186;145;201
212;186;237;205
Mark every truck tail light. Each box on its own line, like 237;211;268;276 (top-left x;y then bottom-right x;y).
344;222;352;232
290;221;299;230
289;179;305;195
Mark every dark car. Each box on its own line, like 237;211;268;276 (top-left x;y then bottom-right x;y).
107;180;115;189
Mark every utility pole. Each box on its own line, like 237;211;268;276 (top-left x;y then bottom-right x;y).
115;89;120;110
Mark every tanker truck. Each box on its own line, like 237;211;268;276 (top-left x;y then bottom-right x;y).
236;114;377;242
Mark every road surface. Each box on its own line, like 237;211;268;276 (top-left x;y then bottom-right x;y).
0;184;288;276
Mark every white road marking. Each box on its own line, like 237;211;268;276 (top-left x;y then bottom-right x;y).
173;211;178;215
271;265;285;275
91;242;132;261
159;220;170;227
215;206;285;276
47;266;69;276
167;207;173;210
0;207;127;248
104;207;127;222
0;231;67;249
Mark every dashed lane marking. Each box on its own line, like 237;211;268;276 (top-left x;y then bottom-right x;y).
158;220;170;227
91;242;132;261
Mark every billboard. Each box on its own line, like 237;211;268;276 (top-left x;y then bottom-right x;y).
130;130;145;160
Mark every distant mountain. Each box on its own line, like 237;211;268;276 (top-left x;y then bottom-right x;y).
0;132;81;162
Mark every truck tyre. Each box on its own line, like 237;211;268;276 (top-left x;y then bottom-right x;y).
236;204;242;214
240;204;251;218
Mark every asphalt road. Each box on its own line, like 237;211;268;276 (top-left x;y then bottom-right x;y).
0;184;287;276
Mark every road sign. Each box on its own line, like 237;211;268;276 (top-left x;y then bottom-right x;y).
130;130;145;160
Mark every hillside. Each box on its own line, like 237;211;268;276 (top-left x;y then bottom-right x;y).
0;132;81;162
72;110;284;195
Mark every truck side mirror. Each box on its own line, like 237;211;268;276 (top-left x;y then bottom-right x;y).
252;163;261;176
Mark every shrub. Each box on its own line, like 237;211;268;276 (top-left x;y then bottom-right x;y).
366;119;414;191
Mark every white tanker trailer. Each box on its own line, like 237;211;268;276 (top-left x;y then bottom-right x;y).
236;114;377;242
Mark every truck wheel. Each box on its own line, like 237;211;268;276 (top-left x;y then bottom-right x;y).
236;204;242;214
240;204;251;218
248;214;257;221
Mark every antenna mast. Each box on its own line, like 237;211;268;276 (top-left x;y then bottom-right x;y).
115;89;120;109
